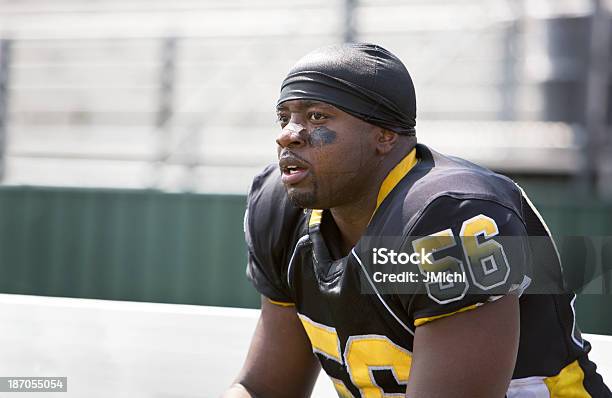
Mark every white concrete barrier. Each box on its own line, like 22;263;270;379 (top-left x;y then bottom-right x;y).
0;294;609;397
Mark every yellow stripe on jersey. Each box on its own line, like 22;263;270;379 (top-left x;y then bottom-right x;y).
544;360;592;398
267;298;295;307
309;209;323;227
298;314;342;362
375;148;417;211
413;303;481;327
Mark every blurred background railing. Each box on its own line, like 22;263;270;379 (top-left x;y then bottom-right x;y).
0;0;610;333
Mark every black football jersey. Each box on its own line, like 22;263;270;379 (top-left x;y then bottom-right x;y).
245;144;611;397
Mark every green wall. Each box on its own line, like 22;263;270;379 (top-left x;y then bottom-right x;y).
0;186;258;308
529;200;612;336
0;185;610;334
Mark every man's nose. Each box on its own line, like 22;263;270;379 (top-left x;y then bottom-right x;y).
276;122;307;148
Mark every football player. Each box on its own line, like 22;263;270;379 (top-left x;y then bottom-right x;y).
221;43;611;397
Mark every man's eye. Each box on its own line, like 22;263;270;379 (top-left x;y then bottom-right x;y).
276;114;289;125
309;112;327;122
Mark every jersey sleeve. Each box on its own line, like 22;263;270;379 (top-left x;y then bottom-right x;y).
244;164;303;304
399;195;532;327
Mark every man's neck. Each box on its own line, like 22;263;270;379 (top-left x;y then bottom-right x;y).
329;189;379;254
329;146;415;253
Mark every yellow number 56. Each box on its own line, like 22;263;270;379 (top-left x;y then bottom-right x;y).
299;313;412;398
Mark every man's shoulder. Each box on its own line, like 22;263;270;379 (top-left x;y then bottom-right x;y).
245;165;307;304
247;163;292;213
245;164;306;252
379;145;525;234
414;144;521;206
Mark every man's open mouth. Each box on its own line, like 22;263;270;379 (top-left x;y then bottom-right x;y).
279;157;310;185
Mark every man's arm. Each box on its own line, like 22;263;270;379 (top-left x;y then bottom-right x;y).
221;296;320;398
405;294;520;398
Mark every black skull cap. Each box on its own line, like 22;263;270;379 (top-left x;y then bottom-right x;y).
278;43;416;135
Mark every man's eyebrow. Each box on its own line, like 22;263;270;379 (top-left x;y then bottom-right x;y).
276;100;335;112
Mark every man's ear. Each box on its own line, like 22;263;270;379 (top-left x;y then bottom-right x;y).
375;128;398;155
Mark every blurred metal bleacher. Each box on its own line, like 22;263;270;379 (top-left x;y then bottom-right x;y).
0;0;599;193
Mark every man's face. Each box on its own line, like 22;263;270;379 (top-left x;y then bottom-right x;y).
276;99;380;209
